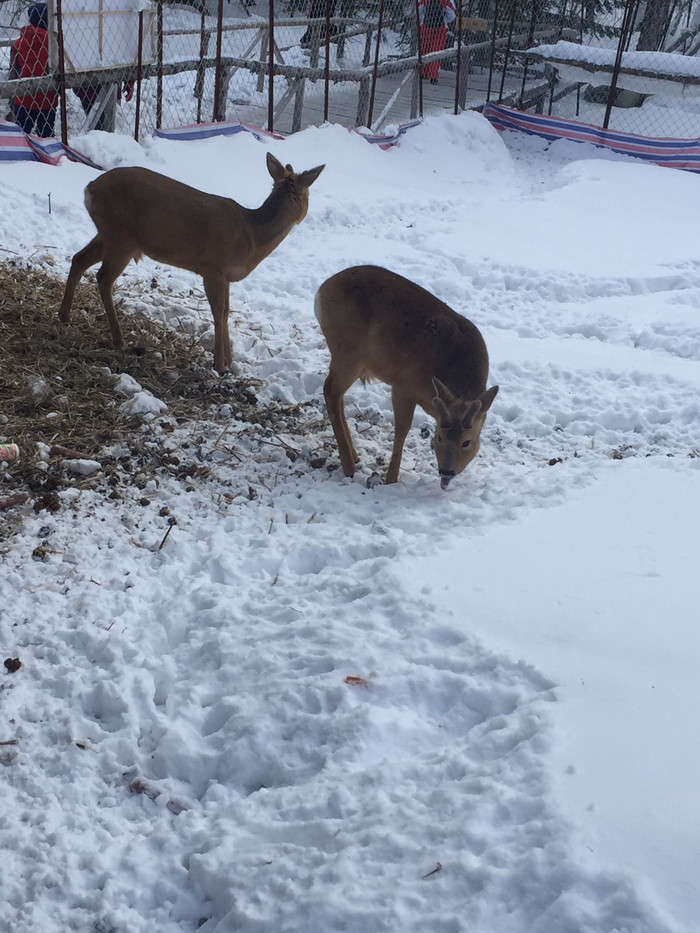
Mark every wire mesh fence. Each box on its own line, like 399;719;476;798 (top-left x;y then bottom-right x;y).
1;0;699;145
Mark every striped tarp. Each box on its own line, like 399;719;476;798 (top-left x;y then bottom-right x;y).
0;119;99;167
155;118;422;150
153;120;285;143
1;116;421;166
483;102;700;173
352;120;422;149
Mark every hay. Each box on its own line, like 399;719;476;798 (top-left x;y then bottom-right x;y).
0;261;308;521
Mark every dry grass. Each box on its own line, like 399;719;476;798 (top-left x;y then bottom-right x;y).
0;261;306;520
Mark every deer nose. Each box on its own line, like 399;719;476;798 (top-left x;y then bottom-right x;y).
439;471;454;491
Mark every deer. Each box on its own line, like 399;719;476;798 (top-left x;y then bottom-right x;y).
314;265;499;490
58;152;325;373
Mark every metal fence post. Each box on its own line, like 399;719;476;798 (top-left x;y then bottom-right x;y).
213;0;225;121
54;0;68;145
268;0;275;129
414;0;423;117
156;0;163;129
134;10;143;141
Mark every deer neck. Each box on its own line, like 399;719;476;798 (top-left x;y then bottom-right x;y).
248;184;304;257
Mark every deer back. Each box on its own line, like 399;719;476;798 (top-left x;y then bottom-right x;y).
84;153;325;283
316;264;490;411
316;265;498;488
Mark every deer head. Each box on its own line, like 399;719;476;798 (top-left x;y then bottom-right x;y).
431;378;499;490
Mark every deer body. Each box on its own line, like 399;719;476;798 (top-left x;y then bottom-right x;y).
315;265;498;489
59;153;324;373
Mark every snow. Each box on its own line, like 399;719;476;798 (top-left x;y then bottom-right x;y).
528;40;700;98
532;40;700;79
1;112;700;933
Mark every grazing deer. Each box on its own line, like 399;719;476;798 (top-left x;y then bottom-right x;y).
59;152;325;373
315;265;498;489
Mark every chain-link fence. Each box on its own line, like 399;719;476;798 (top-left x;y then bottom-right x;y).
525;0;700;138
1;0;699;144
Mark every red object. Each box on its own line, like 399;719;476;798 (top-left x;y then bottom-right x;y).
10;24;57;111
419;24;448;80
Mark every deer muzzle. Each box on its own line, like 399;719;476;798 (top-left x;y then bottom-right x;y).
439;471;454;491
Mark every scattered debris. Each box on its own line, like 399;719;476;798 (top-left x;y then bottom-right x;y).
4;658;21;673
129;776;190;815
49;444;90;460
344;674;371;689
0;493;28;511
0;262;322;542
157;516;178;552
0;443;20;462
422;862;443;878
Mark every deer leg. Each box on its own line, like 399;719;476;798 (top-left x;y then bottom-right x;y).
95;248;136;349
222;287;232;369
338;395;358;463
204;275;229;374
323;367;359;477
386;390;416;484
59;236;104;324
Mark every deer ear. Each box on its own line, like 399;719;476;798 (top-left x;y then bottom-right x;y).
432;377;456;403
478;385;499;412
266;152;286;181
299;164;325;188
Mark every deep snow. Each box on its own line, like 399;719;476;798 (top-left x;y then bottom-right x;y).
1;111;699;933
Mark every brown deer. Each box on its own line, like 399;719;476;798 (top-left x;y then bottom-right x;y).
315;265;498;489
59;152;325;373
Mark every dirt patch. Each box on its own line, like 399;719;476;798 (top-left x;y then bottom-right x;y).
0;262;316;527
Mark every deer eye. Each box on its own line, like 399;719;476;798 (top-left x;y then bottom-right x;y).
462;439;471;449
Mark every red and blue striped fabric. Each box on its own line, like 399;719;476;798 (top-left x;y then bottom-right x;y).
153;118;422;150
483;103;700;173
153;120;285;143
0;119;98;167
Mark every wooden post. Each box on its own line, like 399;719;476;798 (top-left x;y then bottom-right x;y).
195;5;208;121
258;30;269;93
362;24;372;66
499;0;519;102
486;0;500;102
368;0;385;128
292;76;305;132
356;74;370;125
411;66;421;118
457;48;470;110
604;0;636;128
518;0;538;104
309;24;323;69
220;62;233;113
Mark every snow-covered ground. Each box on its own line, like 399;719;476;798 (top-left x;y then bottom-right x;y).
1;112;699;933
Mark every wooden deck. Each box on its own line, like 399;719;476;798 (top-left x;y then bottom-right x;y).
227;66;534;134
